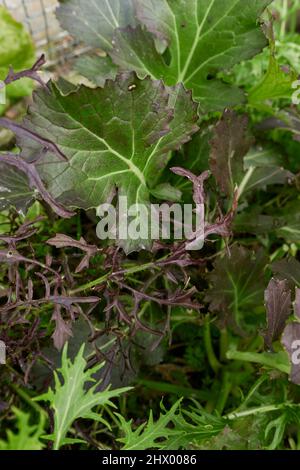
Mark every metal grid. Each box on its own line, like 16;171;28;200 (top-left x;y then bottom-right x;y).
0;0;89;66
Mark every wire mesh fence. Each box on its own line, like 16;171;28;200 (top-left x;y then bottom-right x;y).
0;0;90;66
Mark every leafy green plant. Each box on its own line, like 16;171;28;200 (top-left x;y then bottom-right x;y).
0;408;45;450
2;0;300;452
35;343;131;450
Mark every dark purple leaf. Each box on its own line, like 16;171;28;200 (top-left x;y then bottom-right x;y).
264;278;291;349
209;110;253;196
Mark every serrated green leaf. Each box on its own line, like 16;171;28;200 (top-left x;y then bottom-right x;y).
117;399;226;450
110;0;272;112
0;407;45;450
249;55;298;107
17;73;198;251
117;400;182;450
35;343;131;450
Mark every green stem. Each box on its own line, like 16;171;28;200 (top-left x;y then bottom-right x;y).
236;166;255;200
226;404;285;420
226;349;290;374
203;316;221;374
69;256;169;295
280;0;289;39
216;371;232;415
219;328;229;362
9;382;48;418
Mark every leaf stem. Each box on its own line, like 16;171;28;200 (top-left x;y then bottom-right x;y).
68;256;169;295
226;403;286;420
203;315;221;374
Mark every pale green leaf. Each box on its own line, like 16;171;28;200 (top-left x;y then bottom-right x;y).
0;407;45;450
35;343;131;450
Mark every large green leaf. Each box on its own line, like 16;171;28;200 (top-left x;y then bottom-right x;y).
18;73;198;251
110;0;272;112
56;0;136;50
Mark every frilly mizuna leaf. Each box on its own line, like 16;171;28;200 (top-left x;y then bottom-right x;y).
110;0;272;112
16;72;198;251
56;0;136;50
0;407;45;450
35;343;132;450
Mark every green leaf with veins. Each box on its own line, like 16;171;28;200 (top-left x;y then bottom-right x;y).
56;0;136;50
35;343;131;450
205;245;267;329
18;73;198;251
249;55;298;109
74;55;118;87
109;0;272;112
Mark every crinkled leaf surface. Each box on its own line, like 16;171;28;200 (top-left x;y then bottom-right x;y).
117;400;182;450
110;0;272;112
35;343;131;450
17;73;198;250
56;0;136;50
